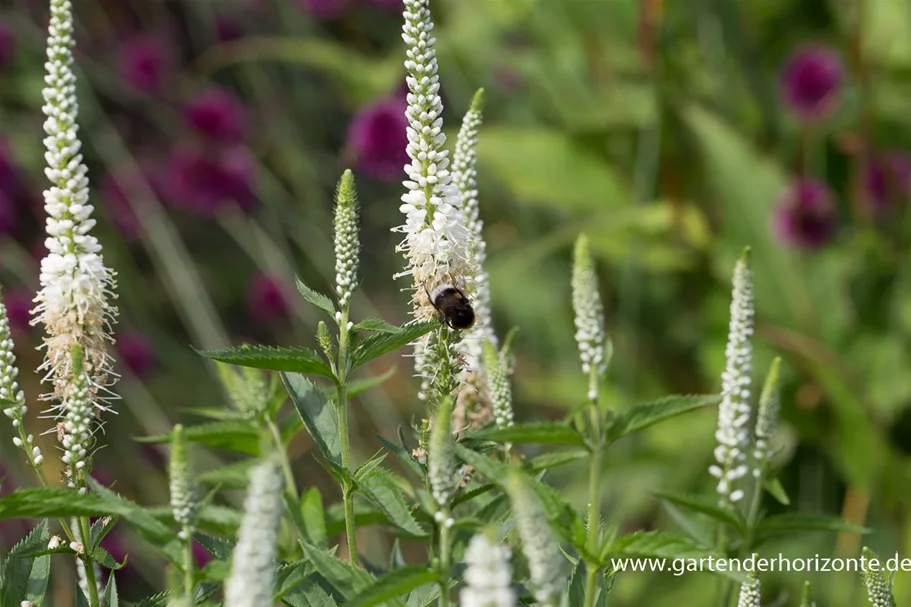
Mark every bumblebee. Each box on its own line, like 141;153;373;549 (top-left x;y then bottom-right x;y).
426;283;476;330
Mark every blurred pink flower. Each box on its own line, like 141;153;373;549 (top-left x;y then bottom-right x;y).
3;288;32;336
864;151;911;212
780;45;844;122
184;88;246;144
0;19;15;72
162;147;256;216
247;274;291;325
118;35;172;95
295;0;344;20
0;191;12;235
116;330;157;378
361;0;401;9
346;97;408;181
772;178;837;250
216;18;244;42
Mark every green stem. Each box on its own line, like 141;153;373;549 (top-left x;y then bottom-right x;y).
583;404;603;607
266;417;307;545
182;524;194;603
743;462;766;554
79;517;102;607
438;513;452;607
336;308;358;565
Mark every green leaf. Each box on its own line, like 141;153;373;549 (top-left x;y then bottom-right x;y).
477;127;630;212
301;488;328;547
197;459;258;488
1;519;51;607
659;501;712;548
133;591;169;607
526;450;589;473
90;515;119;553
299;541;375;599
351;318;399;334
136;420;263;456
354;452;388;482
345;566;437;607
752;514;869;546
283;578;339;607
606;394;720;442
376;436;424;479
194;533;235;561
296;277;336;317
348;367;397;398
605;531;746;582
351;322;438;371
764;477;790;506
91;547;127;570
358;468;426;537
104;574;119;607
471;422;587;448
567;560;586;607
197;345;335;382
283;373;342;465
655;492;747;535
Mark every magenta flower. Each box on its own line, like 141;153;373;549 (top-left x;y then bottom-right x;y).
295;0;344;20
0;192;12;235
162;147;256;216
3;288;32;336
772;178;837;249
781;45;844;121
864;152;911;212
247;273;291;325
116;330;157;378
361;0;401;9
346;97;409;181
216;18;244;42
0;19;15;72
184;88;246;144
118;35;172;95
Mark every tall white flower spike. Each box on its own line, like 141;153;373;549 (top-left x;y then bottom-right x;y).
709;248;754;505
32;0;118;480
460;532;516;607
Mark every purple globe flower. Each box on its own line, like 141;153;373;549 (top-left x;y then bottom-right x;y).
184;88;246;144
772;178;837;249
0;19;15;72
116;330;157;378
118;35;172;95
162;147;256;217
863;151;911;212
295;0;344;20
346;97;409;182
247;273;291;325
781;45;844;121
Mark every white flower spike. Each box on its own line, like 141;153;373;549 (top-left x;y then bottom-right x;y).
572;235;608;402
709;247;754;504
460;532;516;607
32;0;118;423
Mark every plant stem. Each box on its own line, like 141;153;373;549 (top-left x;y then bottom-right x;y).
583;403;603;607
336;308;358;565
79;517;102;607
182;524;194;603
438;513;452;607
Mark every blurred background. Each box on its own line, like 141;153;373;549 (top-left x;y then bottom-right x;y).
1;0;911;604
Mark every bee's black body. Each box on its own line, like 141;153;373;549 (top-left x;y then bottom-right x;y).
427;284;476;330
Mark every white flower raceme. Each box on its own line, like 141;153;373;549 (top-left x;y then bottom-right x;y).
428;396;457;509
460;533;515;607
453;89;494;368
709;248;754;504
334;170;360;309
60;348;94;491
572;235;607;401
33;0;118;421
737;574;761;607
753;357;781;474
169;424;198;540
506;472;564;607
224;458;284;607
862;548;896;607
1;288;43;466
482;340;513;429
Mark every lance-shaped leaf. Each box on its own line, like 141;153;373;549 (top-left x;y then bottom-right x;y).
606;394;720;443
351;322;438;371
752;514;869;546
197;345;336;381
344;566;438;607
471;422;587;448
136;421;263;456
296;277;336;317
283;373;342;465
603;530;746;581
351;318;399;334
655;492;747;536
0;519;51;606
357;468;426;537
